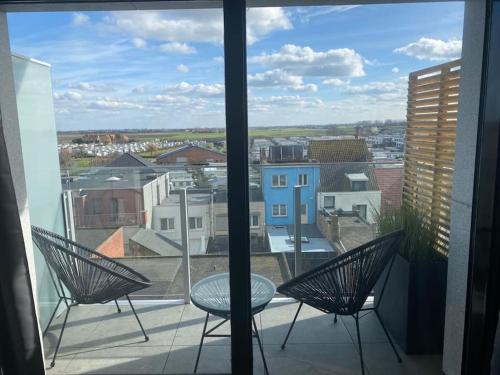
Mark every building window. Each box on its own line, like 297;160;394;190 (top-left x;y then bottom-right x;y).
91;198;102;215
110;198;119;215
351;181;367;191
189;217;203;229
251;214;259;228
298;173;308;186
324;196;335;209
160;218;175;231
272;174;287;187
272;204;287;217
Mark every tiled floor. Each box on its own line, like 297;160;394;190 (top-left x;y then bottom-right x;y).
44;301;442;375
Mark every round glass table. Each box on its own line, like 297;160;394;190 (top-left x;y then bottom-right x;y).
190;273;276;374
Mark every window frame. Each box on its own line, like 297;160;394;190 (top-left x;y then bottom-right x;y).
298;173;308;186
160;217;175;231
324;195;335;209
272;204;287;217
250;214;259;228
351;180;367;192
272;174;287;187
189;216;203;230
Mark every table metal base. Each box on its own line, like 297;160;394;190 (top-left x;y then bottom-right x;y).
194;312;269;375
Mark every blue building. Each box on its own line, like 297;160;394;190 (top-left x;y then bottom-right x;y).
261;165;320;225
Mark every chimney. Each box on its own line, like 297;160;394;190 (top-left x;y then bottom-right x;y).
355;126;361;140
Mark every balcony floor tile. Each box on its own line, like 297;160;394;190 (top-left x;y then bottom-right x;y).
43;301;443;375
63;345;170;374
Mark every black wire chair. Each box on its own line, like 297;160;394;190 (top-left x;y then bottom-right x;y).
277;230;403;375
31;225;152;368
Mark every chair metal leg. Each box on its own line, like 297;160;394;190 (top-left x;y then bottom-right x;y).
281;301;303;350
253;316;269;375
126;295;148;341
354;313;366;375
375;310;402;363
50;304;72;368
43;297;63;337
194;312;210;373
114;299;121;313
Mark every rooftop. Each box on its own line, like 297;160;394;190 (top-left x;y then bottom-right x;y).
346;173;369;182
65;168;165;190
213;187;264;203
157;145;226;161
319;164;379;192
374;166;404;209
309;139;371;163
114;254;289;300
130;229;183;257
337;216;377;251
106;152;153;168
161;192;211;206
267;225;335;253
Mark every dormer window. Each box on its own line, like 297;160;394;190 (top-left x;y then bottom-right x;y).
346;173;368;192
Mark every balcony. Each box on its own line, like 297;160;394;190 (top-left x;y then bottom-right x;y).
44;299;441;375
2;25;480;375
75;213;142;229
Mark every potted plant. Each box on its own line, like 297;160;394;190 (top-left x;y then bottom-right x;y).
373;205;448;354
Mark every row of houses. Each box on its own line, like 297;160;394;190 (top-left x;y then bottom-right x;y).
62;139;403;259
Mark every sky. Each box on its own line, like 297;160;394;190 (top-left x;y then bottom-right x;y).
7;3;464;131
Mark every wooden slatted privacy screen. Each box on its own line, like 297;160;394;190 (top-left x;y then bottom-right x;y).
403;59;461;253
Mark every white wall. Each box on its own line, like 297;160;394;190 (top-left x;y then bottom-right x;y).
151;202;211;245
142;173;168;229
317;191;381;224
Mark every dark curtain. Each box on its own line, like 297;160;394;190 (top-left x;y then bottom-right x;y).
0;117;45;374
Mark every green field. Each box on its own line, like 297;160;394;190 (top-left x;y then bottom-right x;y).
57;126;336;144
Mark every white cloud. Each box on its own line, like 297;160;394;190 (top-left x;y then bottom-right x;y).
249;94;324;113
163;81;225;97
71;13;90;27
177;64;190;73
160;42;196;54
149;94;190;104
343;80;406;95
340;80;408;104
88;97;143;110
322;78;348;86
109;8;291;46
249;44;365;78
394;37;462;61
248;69;317;92
294;6;360;23
53;91;84;101
68;82;116;92
392;67;400;73
246;8;292;44
132;37;147;49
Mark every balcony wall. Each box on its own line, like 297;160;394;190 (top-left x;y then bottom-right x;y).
13;54;66;327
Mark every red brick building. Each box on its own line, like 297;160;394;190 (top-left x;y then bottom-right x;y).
156;145;227;165
374;166;404;211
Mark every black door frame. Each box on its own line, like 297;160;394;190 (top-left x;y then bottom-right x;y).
462;0;500;373
223;0;253;373
2;0;500;374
